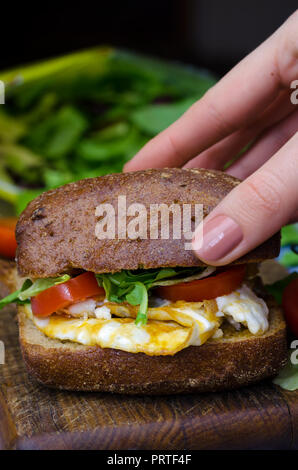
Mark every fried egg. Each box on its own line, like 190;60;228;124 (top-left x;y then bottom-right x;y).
215;284;269;334
24;284;269;355
24;299;220;356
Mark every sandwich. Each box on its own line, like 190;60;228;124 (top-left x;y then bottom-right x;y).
0;168;287;394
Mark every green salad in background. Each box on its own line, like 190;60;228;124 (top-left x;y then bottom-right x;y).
0;47;215;215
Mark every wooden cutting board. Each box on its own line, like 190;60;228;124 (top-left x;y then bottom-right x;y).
0;273;297;450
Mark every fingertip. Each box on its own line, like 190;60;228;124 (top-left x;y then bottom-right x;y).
122;162;131;172
123;159;138;172
192;214;244;265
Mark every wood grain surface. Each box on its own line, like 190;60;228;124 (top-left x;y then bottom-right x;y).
0;275;297;450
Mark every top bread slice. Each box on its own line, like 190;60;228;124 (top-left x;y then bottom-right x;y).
16;168;280;278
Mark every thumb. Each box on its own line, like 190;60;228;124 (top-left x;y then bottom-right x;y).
192;133;298;266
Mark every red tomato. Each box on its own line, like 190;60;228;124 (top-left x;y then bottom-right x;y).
282;279;298;337
154;265;246;302
31;272;105;317
0;218;18;259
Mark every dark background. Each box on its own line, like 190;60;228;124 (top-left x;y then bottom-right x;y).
1;1;297;77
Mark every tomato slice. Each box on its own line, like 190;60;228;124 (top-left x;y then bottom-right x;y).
282;278;298;337
31;272;105;317
0;218;18;259
154;265;246;302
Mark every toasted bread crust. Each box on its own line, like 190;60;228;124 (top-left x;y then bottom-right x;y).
18;295;287;395
16;169;280;278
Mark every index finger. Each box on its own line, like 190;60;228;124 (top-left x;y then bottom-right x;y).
124;11;298;171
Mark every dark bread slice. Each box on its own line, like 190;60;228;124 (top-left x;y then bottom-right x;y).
16;168;280;278
18;294;287;395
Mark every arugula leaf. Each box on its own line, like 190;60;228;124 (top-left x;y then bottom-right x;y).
96;267;206;326
18;275;70;301
0;279;32;310
126;283;144;305
0;275;70;310
126;283;148;327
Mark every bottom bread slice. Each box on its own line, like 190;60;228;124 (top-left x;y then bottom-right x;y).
18;295;287;395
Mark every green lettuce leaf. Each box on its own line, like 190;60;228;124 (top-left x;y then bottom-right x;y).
96;267;206;326
126;282;148;327
18;275;70;301
0;275;70;310
0;279;32;309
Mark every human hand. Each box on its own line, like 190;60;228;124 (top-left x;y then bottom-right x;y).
124;12;298;266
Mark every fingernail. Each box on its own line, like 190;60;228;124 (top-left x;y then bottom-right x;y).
192;215;243;262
